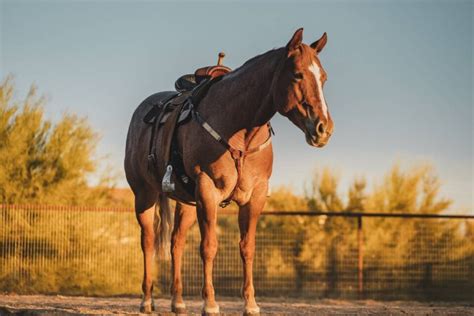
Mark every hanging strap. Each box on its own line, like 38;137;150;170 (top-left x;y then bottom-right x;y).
192;110;273;207
192;110;272;161
146;92;179;171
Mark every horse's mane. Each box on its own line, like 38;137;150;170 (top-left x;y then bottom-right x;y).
203;46;286;110
222;47;285;81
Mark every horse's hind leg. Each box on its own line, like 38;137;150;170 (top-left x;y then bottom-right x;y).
238;182;267;316
196;173;220;315
170;202;196;314
135;190;158;313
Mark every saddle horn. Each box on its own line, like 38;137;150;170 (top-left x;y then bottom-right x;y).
217;52;225;66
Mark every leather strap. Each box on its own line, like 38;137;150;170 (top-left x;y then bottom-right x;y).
162;102;187;166
193;110;273;207
146;92;179;171
192;111;272;160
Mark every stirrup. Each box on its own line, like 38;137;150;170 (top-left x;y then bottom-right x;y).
162;164;175;192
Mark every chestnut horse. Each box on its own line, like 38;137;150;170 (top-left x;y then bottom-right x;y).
124;28;333;315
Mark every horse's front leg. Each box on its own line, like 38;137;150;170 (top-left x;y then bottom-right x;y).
196;173;220;315
170;202;196;314
238;181;267;316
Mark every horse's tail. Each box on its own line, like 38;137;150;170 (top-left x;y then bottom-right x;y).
154;193;173;258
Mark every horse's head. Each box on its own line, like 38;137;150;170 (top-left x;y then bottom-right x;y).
273;28;334;147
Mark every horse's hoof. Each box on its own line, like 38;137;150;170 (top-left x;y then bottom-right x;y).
140;298;155;314
243;306;260;316
172;302;187;314
139;305;153;314
201;304;220;316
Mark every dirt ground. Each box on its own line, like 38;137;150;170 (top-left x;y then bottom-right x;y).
0;295;472;316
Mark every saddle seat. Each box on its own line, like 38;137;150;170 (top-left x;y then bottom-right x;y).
175;52;232;92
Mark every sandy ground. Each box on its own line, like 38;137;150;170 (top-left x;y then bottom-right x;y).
0;295;472;316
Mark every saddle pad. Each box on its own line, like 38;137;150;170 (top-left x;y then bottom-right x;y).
158;99;193;125
143;91;190;125
169;92;191;106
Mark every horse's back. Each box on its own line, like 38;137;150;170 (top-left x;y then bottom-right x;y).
124;91;176;193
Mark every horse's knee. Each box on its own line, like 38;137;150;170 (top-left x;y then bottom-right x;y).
239;239;255;261
200;238;218;261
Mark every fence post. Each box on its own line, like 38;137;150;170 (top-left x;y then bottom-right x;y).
357;215;364;298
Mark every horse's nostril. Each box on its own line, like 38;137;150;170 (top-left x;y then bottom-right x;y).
316;121;326;137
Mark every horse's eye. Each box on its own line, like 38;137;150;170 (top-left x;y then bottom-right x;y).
293;72;304;81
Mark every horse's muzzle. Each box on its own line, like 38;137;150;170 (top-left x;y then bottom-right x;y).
304;119;331;147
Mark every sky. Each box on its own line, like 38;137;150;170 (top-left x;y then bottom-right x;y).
0;0;472;212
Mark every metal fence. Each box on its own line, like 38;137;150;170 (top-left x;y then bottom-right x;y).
1;205;473;301
0;205;142;296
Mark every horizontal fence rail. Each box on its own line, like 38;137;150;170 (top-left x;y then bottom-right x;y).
255;211;474;219
0;204;473;301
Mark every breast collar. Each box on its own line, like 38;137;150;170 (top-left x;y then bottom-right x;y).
192;109;274;206
192;110;273;173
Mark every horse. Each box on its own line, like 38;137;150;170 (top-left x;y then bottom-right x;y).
124;28;334;315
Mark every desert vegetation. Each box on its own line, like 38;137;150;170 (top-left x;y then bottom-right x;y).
0;78;472;300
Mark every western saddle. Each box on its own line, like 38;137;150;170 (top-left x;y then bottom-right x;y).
143;52;232;205
174;52;231;92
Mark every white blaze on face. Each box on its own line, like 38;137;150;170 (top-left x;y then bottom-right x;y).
309;62;328;120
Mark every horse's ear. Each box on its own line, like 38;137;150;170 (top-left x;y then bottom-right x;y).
286;28;304;51
310;32;328;53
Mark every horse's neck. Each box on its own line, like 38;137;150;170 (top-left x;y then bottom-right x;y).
199;48;284;148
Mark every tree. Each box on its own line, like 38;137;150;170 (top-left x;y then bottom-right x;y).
265;186;308;211
346;178;367;212
306;167;344;212
365;163;451;213
0;76;114;205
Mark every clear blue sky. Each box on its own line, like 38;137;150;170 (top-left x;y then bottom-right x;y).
1;0;472;212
